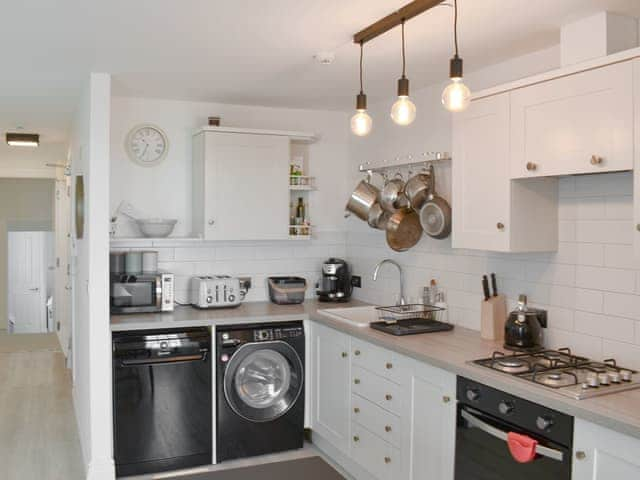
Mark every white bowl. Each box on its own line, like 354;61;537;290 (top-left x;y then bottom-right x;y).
136;218;177;238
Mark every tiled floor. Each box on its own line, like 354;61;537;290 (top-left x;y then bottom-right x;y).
0;335;84;480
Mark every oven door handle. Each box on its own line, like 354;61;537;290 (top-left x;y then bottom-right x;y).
120;352;207;367
461;409;564;462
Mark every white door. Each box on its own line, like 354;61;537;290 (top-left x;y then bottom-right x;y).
511;61;633;178
452;93;511;251
203;132;289;241
634;60;640;263
407;362;456;480
573;418;640;479
311;322;350;451
8;231;48;334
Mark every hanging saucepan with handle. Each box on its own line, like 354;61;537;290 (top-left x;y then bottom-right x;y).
345;172;380;221
385;208;422;252
419;165;452;239
380;172;409;213
404;167;432;211
367;202;391;230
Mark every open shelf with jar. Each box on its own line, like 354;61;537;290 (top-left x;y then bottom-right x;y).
289;150;314;239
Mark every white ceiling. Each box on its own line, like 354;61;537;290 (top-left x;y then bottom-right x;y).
2;0;640;142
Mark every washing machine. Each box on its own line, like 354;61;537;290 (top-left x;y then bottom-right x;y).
216;321;305;462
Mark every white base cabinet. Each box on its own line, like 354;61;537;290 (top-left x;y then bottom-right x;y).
310;323;456;480
573;418;640;479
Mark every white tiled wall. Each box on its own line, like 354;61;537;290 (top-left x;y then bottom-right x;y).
110;231;346;304
346;172;640;369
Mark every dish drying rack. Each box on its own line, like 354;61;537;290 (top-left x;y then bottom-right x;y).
375;304;446;324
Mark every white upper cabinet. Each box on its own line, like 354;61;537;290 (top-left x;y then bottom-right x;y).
572;418;640;479
192;130;289;241
452;93;558;252
452;93;512;251
510;61;634;178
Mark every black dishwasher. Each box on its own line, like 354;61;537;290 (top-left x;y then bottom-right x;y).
112;328;211;477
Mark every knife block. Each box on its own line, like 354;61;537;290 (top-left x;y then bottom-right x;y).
481;294;507;341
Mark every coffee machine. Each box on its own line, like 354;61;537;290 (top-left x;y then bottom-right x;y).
316;258;352;302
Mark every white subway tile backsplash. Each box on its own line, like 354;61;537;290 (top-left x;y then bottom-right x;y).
575;220;633;245
576;243;604;266
574;289;603;313
558;221;576;242
575;265;636;293
525;263;575;286
603;292;640;319
576;197;605;220
544;328;603;360
603;245;635;269
174;247;216;261
605;196;633;220
602;340;640;370
574;311;635;343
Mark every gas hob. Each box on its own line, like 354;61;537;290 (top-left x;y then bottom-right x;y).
472;348;639;400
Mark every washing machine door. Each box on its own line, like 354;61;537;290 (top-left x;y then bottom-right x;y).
223;340;303;423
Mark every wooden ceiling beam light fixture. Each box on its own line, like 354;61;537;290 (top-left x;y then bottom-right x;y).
353;0;444;45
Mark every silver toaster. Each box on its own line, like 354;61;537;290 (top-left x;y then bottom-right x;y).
190;276;250;309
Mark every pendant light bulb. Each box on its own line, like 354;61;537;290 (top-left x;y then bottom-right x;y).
442;0;471;112
390;20;416;126
351;42;372;136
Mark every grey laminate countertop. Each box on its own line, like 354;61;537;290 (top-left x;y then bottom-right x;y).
110;300;640;440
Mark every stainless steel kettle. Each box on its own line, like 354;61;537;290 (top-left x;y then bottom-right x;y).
504;295;547;351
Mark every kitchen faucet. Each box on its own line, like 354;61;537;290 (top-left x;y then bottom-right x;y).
372;259;406;306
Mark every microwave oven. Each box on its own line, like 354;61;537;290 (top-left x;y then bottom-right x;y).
110;272;175;314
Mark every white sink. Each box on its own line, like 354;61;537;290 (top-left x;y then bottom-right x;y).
317;306;379;328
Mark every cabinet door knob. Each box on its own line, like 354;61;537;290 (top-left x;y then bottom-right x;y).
385;394;393;401
353;436;360;442
353;407;360;413
385;425;392;432
386;362;393;370
208;219;215;226
341;352;348;358
384;457;391;464
526;162;537;171
354;379;361;385
590;155;603;165
354;349;361;356
575;450;586;460
497;222;505;230
442;395;451;403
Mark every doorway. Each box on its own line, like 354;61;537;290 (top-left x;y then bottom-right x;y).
7;231;53;334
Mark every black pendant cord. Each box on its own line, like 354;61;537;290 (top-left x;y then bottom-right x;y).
453;0;460;58
359;42;364;95
401;19;407;79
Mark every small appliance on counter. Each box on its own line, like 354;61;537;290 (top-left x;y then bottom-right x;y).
110;252;174;314
268;276;307;305
190;275;251;309
504;294;547;352
316;258;352;302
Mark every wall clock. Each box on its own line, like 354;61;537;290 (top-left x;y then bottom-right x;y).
125;124;169;167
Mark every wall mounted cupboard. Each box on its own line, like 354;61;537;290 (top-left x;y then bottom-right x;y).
191;127;315;241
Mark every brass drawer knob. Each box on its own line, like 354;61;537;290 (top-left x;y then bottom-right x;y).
385;394;393;401
497;222;505;230
354;407;360;414
354;379;361;385
590;155;603;165
384;457;391;464
526;162;537;171
575;451;586;460
354;350;361;356
386;362;393;370
341;352;348;358
442;395;451;403
353;436;360;443
385;425;392;432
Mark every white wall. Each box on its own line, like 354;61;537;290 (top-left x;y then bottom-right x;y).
70;73;114;480
347;46;640;370
110;96;350;237
0;141;66;178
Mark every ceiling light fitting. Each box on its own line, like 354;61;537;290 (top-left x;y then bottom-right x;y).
442;0;471;112
351;42;373;137
390;20;416;126
6;132;39;147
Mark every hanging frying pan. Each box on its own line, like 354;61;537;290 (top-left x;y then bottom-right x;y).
419;165;452;239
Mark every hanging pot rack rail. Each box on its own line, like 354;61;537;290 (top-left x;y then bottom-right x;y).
353;0;446;44
358;152;451;174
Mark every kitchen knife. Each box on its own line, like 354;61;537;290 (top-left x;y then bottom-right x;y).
490;273;498;297
482;275;490;301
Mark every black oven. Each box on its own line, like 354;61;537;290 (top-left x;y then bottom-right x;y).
455;377;573;480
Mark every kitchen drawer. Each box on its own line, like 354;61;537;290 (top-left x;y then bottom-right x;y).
352;365;404;415
352;338;410;385
351;422;401;480
351;393;401;447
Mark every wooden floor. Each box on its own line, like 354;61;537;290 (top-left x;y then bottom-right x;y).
0;335;84;480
